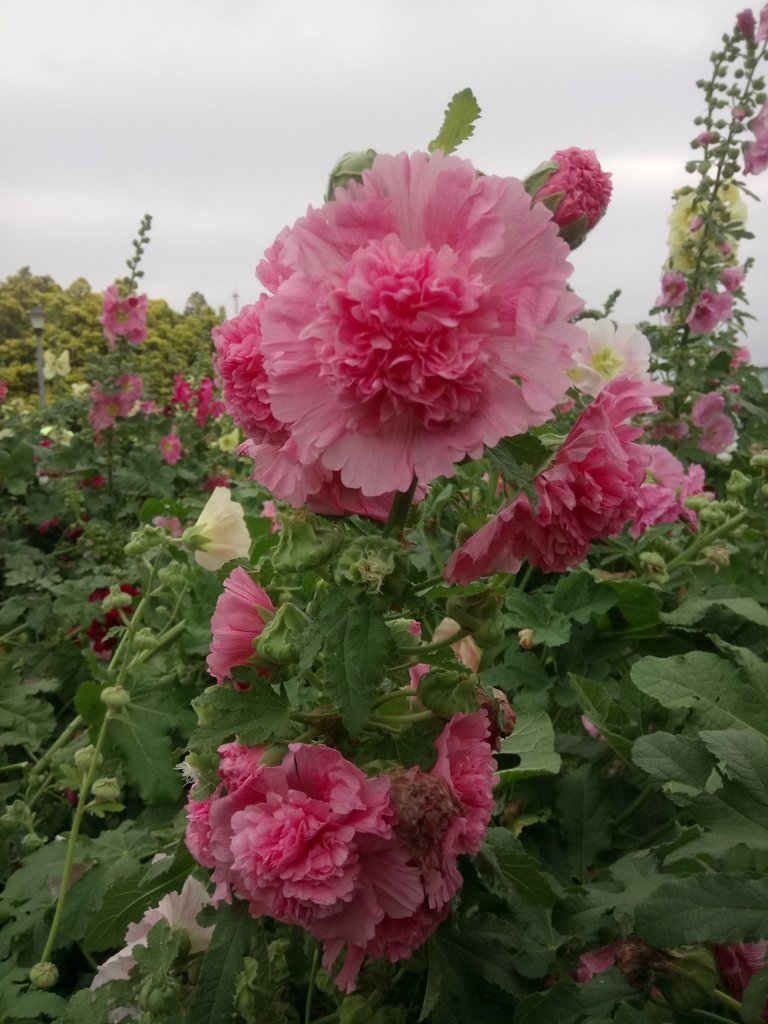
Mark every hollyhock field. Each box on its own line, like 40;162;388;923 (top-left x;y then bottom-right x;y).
1;9;768;1024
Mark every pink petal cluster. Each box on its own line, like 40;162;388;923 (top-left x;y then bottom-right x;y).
715;942;768;1005
692;392;736;454
100;284;148;349
207;566;275;683
194;376;226;426
171;373;193;410
686;290;733;333
214;151;584;504
655;270;688;308
720;265;746;292
532;147;613;230
629;445;707;537
737;8;756;41
444;375;668;583
0;380;7;403
731;345;751;370
185;713;495;992
159;428;183;465
744;100;768;176
760;1;768;40
88;374;144;437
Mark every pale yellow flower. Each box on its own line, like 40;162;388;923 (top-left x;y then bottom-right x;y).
182;486;251;571
216;426;241;452
667;182;747;272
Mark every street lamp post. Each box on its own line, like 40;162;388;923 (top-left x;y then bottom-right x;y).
28;305;46;408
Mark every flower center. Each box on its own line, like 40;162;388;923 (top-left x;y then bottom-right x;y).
317;236;493;430
590;345;624;380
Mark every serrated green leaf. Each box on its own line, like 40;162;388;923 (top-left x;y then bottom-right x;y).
190;683;292;753
557;764;613;883
323;604;395;736
486;433;550;509
504;590;571;647
477;827;560;908
497;709;561;784
187;899;253;1024
631;650;768;740
635;873;768;946
427;88;481;156
631;732;715;789
553;572;618;624
513;970;635;1024
84;847;195;952
605;580;661;630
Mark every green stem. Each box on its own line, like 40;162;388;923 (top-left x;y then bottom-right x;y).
0;623;27;645
39;709;113;964
371;686;416;710
396;627;470;659
711;988;742;1014
370;710;435;730
613;784;654;828
0;761;30;774
304;945;320;1024
691;1010;741;1024
516;563;534;592
415;574;447;593
28;716;84;779
382;475;418;538
666;511;748;571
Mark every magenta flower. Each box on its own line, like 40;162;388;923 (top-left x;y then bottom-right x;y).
715;943;768;1004
692;392;737;455
206;566;275;683
686;290;733;334
758;1;768;41
629;445;707;537
445;375;668;583
744;100;768;176
194;377;217;427
532;147;613;230
720;265;746;292
731;345;751;370
100;284;148;349
159;428;183;465
654;270;688;308
737;8;756;41
171;374;193;410
0;380;7;403
242;150;583;497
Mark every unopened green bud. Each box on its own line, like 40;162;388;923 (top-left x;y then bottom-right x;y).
74;744;102;771
749;451;768;468
124;525;164;557
334;536;408;596
699;503;727;525
255;602;309;665
157;561;186;585
139;975;181;1014
91;777;121;802
522;160;560;196
21;832;45;851
653;946;717;1013
102;587;134;611
272;513;342;575
29;961;59;989
446;589;503;646
726;470;750;497
639;551;667;570
325;149;377;201
703;545;730;567
100;685;131;708
306;579;332;618
418;668;478;717
133;627;157;651
683;494;712;511
386;618;422;651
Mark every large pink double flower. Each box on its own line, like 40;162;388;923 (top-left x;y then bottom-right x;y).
214;150;583;505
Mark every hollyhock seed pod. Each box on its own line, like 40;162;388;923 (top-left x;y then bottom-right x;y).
29;962;59;990
100;685;131;708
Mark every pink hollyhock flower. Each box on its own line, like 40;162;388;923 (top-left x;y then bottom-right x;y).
715;942;768;1004
692;392;737;454
737;8;756;40
686;290;733;333
261;499;280;533
250;150;584;497
203;473;231;492
532;147;613;232
569;318;652;397
185;795;218;869
576;939;624;982
159;428;183;466
629;445;707;537
731;345;751;370
655;270;688;308
194;377;216;427
217;741;267;791
720;265;746;292
444;375;668;583
91;876;214;989
206;566;275;683
151;514;183;537
650;420;689;441
758;2;768;42
745;100;768;175
695;130;719;145
182;487;251;571
171;374;193;410
100;284;148;349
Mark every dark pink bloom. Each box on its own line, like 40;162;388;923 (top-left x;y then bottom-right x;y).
100;284;148;348
171;374;193;410
695;130;719;144
745;100;768;176
37;518;61;534
185;795;217;868
533;147;613;229
686;290;733;333
445;375;668;583
715;943;767;1005
207;566;275;683
737;8;756;40
159;429;183;466
692;392;736;455
720;265;746;292
217;742;267;791
576;940;624;982
254;150;583;496
194;377;216;427
689;214;704;233
85;584;140;659
0;380;7;403
203;473;231;492
655;271;688;308
650;420;689;441
629;446;707;537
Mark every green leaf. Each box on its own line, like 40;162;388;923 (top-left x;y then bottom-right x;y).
187;899;253;1024
635;873;768;946
569;674;634;761
486;433;550;508
606;580;661;630
631;732;715;789
557;764;613;883
83;847;195;952
513;970;635;1024
553;572;619;624
505;590;571;647
630;650;768;740
742;965;768;1024
477;827;560;908
497;709;561;784
190;683;292;753
427;88;481;156
0;681;55;752
323;604;396;736
661;595;768;629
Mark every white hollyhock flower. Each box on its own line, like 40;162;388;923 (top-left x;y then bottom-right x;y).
182;487;251;571
569;318;652;396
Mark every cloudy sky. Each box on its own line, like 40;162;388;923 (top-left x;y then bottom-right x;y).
2;0;767;361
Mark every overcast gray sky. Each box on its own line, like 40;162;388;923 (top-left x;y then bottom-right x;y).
2;0;767;362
